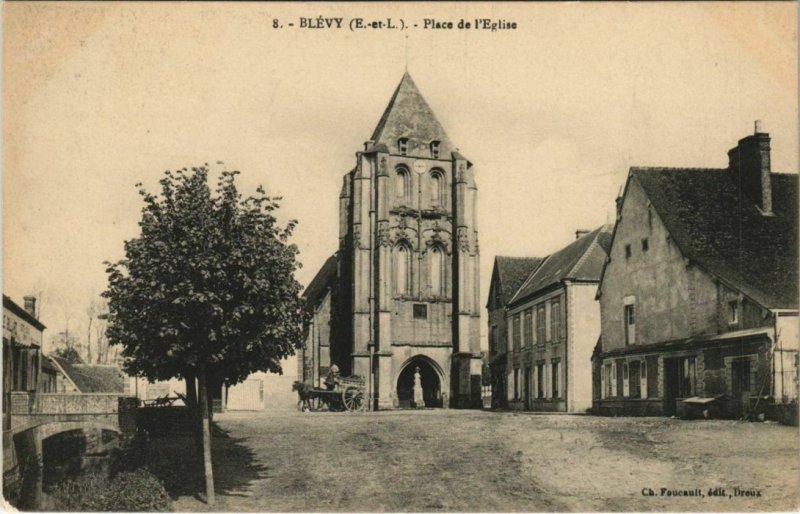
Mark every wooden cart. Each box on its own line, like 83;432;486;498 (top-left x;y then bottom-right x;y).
308;375;365;412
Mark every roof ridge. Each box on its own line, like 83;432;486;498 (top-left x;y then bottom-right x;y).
47;356;82;392
497;255;544;261
632;166;727;172
566;228;603;278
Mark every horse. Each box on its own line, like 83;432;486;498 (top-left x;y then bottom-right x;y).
292;381;314;412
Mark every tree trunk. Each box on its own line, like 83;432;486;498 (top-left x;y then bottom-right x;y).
197;365;215;505
185;373;202;452
206;373;218;423
185;373;197;407
86;317;93;365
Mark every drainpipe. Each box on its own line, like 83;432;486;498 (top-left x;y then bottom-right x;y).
772;310;781;400
316;316;321;389
368;150;377;411
564;281;569;412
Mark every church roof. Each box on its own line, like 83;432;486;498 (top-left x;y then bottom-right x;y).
302;253;338;309
509;226;612;306
631;167;798;309
370;72;455;158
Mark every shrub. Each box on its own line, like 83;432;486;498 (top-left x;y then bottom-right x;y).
3;468;23;508
49;468;171;512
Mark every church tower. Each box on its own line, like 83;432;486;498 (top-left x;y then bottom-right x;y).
332;73;482;409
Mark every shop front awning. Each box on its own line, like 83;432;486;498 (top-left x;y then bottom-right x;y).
599;328;772;359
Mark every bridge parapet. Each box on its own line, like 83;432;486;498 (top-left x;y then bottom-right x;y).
9;392;133;433
11;392;121;415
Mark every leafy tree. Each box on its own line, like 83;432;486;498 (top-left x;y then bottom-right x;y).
103;166;308;504
85;297;112;364
52;345;83;364
50;331;82;362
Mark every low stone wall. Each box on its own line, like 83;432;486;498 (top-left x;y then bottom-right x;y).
592;399;665;417
529;399;566;412
11;392;122;416
33;394;121;414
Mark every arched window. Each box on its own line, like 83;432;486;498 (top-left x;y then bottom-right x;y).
430;170;444;206
396;167;410;202
430;245;444;296
395;243;410;295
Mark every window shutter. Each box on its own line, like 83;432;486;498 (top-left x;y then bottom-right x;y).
622;362;630;397
507;371;514;401
533;366;538;399
600;365;606;399
556;362;562;399
544;364;550;398
611;362;617;397
640;360;648;399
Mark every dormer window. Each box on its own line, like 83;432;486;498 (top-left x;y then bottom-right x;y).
430;140;441;159
398;138;409;156
728;300;739;325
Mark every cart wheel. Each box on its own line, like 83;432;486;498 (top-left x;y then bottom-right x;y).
343;387;364;412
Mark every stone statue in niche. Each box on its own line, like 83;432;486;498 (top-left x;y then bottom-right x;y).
413;367;425;409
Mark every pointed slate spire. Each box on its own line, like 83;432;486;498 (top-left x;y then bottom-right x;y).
370;73;455;158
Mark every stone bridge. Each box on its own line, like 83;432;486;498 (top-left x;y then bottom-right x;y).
4;391;137;508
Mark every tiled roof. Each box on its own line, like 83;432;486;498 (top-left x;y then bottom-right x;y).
370;72;455;158
632;168;799;309
509;225;613;306
494;257;545;305
3;295;46;332
302;253;338;308
50;356;125;393
41;356;58;373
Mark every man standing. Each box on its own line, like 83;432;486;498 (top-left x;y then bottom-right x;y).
325;363;340;391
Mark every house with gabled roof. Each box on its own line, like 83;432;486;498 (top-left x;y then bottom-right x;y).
486;227;612;412
504;226;612;412
593;124;799;419
47;356;125;394
486;256;545;408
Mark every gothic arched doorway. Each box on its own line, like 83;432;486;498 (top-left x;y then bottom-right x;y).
396;357;443;408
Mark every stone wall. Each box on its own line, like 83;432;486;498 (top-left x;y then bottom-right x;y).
600;177;713;351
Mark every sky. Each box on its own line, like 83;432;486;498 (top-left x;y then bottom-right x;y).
3;2;798;375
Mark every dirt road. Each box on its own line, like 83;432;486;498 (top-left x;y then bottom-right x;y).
173;409;799;512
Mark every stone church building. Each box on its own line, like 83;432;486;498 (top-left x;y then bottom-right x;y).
298;73;483;409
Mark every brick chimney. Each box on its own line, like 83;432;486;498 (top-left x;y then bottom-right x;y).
575;229;590;240
23;295;37;318
728;121;772;214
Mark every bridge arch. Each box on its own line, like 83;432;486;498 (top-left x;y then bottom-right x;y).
36;421;120;441
12;421;122;493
